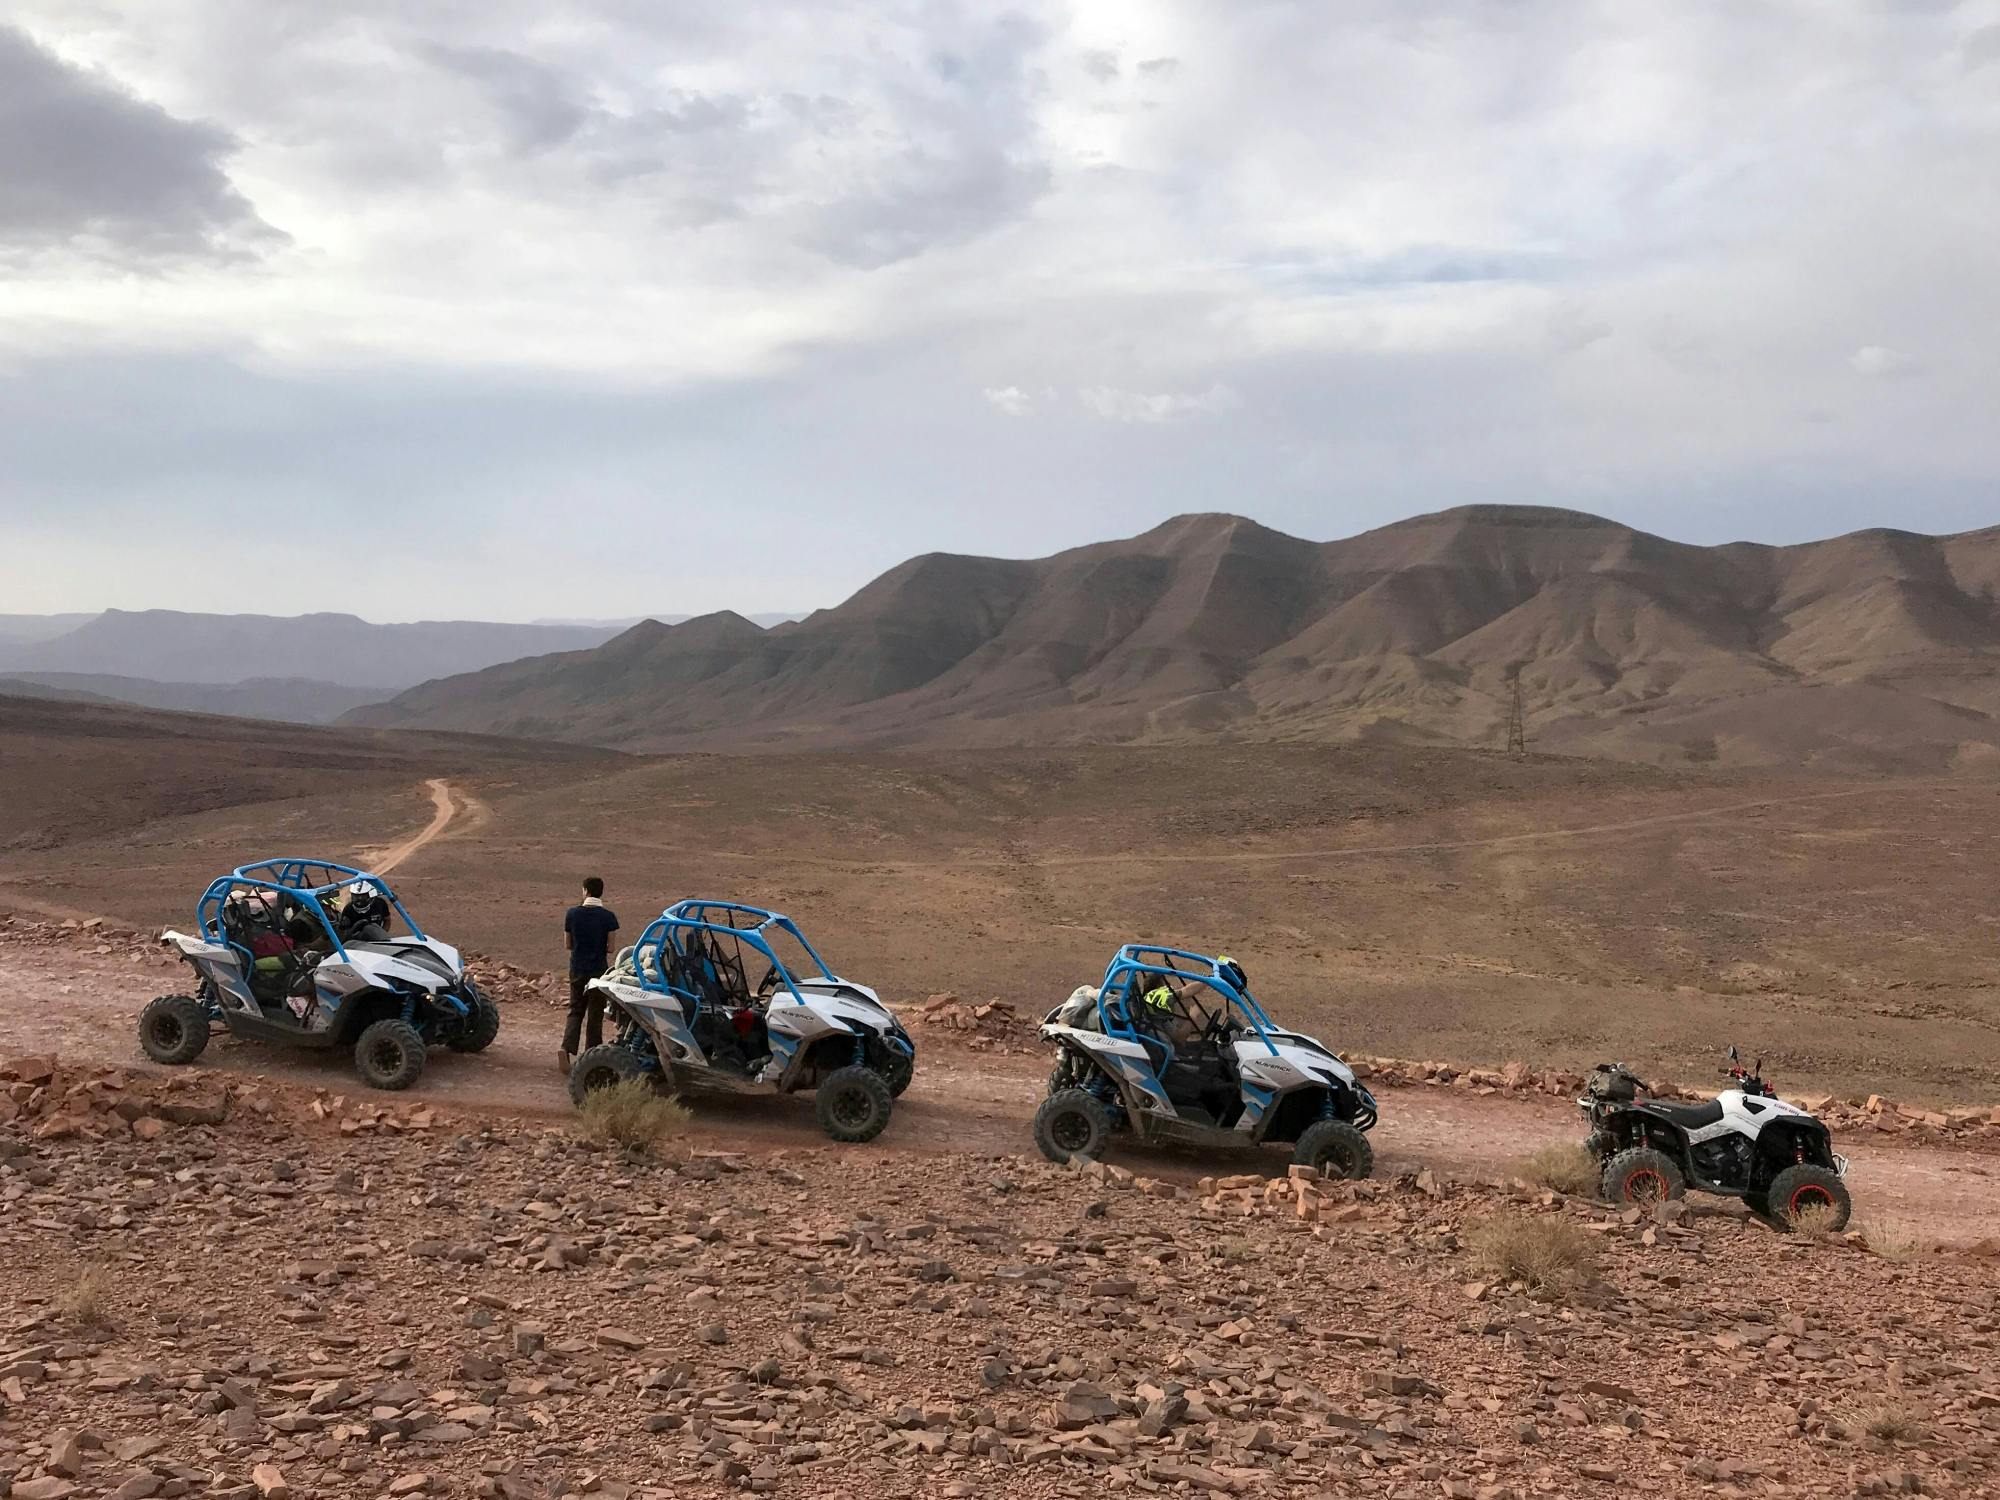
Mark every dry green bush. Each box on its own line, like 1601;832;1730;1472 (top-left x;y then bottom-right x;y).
1787;1201;1843;1242
1513;1142;1602;1197
60;1264;119;1329
1467;1214;1598;1294
577;1077;691;1154
1860;1222;1936;1264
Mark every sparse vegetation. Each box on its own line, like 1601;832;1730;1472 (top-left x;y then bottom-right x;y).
1467;1213;1598;1294
1861;1222;1937;1264
1787;1201;1844;1241
1215;1237;1260;1264
1858;1403;1926;1445
60;1263;118;1329
1514;1142;1602;1197
576;1077;690;1154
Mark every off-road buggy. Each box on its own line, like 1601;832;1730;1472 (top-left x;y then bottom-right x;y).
573;899;916;1143
1034;946;1378;1178
1580;1048;1851;1230
145;859;499;1090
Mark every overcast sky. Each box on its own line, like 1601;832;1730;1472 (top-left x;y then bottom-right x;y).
2;1;1996;622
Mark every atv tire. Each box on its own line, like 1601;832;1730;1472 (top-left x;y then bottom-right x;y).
354;1019;426;1091
1294;1118;1373;1180
139;995;210;1066
1765;1164;1852;1232
567;1043;648;1108
1033;1088;1112;1165
444;985;501;1054
1601;1147;1686;1205
815;1066;893;1143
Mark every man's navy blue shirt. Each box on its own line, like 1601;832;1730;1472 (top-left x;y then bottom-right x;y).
565;903;620;976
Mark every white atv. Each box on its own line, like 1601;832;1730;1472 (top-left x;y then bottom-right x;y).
145;859;498;1091
575;900;915;1143
1035;946;1377;1178
1580;1048;1851;1229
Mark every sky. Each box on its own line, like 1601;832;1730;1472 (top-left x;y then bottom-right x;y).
1;0;1996;622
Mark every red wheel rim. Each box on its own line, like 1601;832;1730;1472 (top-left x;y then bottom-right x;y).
1788;1184;1833;1215
1624;1169;1666;1202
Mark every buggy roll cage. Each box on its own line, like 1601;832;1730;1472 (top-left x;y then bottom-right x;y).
196;858;423;966
1096;945;1282;1058
626;899;839;1019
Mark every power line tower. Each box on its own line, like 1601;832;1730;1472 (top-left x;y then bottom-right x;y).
1504;670;1528;756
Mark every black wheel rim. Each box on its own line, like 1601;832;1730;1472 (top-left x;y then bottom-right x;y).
830;1087;873;1129
154;1015;183;1048
1316;1142;1355;1176
370;1038;404;1073
582;1066;619;1093
1051;1109;1094;1153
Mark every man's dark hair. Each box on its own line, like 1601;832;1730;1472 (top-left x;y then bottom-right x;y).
582;876;605;898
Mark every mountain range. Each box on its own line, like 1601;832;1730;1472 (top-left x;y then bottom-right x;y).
346;506;2000;771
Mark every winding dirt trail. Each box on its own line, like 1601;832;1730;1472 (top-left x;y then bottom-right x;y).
368;778;459;874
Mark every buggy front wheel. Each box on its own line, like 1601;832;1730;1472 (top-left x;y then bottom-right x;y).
444;985;501;1054
880;1048;915;1098
568;1044;649;1108
1294;1118;1373;1180
1033;1088;1111;1165
815;1066;893;1143
355;1019;426;1091
139;995;210;1066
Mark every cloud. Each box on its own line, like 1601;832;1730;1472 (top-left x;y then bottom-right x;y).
1965;22;2000;69
0;23;272;260
983;385;1035;416
1849;344;1921;378
1079;384;1242;423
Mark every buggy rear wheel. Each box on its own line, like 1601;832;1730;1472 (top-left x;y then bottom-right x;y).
1602;1147;1685;1205
354;1019;426;1091
567;1044;648;1108
815;1065;893;1143
444;985;501;1054
139;995;210;1066
1033;1088;1111;1165
1765;1164;1851;1232
1294;1118;1373;1180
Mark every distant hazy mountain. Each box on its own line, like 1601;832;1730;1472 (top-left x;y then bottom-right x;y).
0;672;382;724
0;610;629;692
347;506;2000;771
0;613;97;645
531;613;800;629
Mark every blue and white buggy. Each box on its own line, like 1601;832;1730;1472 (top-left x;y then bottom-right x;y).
145;859;498;1090
1036;946;1378;1178
575;900;916;1143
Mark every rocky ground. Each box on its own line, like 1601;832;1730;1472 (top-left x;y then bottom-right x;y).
3;1084;1998;1500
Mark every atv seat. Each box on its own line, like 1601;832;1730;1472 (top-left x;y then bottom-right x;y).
1645;1099;1726;1129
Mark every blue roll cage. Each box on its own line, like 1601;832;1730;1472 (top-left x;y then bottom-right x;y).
196;858;423;966
1096;945;1281;1058
628;899;838;1019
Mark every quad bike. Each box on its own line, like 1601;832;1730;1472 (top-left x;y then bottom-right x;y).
1581;1047;1851;1230
145;858;499;1090
574;899;916;1143
1034;946;1378;1178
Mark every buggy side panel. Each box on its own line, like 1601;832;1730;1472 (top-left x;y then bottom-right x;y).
593;978;703;1066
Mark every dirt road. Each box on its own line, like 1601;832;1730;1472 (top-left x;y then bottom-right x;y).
368;778;460;873
14;931;1996;1244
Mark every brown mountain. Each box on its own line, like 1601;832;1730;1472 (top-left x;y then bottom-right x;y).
346;506;2000;770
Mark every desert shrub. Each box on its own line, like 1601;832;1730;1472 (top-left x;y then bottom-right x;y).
1860;1222;1936;1264
1858;1403;1925;1444
60;1264;119;1329
1467;1214;1597;1294
576;1078;690;1154
1514;1142;1601;1197
1788;1201;1843;1242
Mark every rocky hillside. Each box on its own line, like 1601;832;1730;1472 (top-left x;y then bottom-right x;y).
350;507;2000;770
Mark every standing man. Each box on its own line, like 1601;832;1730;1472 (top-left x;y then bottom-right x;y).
561;876;620;1073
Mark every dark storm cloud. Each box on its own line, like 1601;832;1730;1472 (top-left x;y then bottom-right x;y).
0;23;272;259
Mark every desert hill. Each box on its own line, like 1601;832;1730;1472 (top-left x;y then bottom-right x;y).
350;506;2000;769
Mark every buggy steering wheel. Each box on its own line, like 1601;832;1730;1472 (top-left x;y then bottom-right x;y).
755;963;780;998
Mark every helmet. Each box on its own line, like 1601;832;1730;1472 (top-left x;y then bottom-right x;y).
1216;956;1247;992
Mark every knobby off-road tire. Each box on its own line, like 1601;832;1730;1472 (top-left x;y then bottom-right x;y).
1294;1118;1373;1180
567;1044;647;1109
354;1019;426;1091
1765;1164;1852;1232
815;1065;894;1143
444;985;502;1054
1602;1146;1686;1205
139;995;210;1066
1033;1088;1111;1165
